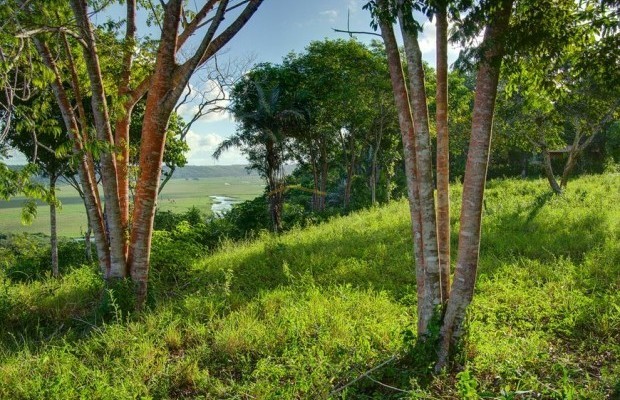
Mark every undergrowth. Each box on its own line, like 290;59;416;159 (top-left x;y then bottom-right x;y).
0;174;618;399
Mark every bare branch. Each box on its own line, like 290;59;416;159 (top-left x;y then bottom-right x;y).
332;28;382;37
16;26;87;48
328;355;397;397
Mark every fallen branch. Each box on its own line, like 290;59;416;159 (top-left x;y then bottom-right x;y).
328;355;397;396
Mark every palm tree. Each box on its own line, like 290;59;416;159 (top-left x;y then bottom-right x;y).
214;64;306;232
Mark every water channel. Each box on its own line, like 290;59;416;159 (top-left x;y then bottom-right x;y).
210;195;239;217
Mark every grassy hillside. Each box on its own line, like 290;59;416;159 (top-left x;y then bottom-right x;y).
0;174;618;398
0;175;264;236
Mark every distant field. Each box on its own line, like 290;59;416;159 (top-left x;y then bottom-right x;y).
0;175;264;237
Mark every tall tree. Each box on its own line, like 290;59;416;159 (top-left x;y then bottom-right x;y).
216;63;306;232
366;0;515;368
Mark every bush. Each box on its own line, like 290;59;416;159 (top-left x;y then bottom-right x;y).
0;233;92;282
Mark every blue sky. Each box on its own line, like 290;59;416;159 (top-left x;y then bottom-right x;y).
181;0;461;165
8;0;460;165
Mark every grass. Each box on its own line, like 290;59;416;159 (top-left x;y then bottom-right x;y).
0;175;264;237
0;174;618;399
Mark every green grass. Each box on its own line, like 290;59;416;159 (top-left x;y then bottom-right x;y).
0;174;619;399
0;175;264;237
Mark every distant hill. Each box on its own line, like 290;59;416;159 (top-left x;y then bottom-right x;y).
5;164;296;181
169;165;259;179
169;164;296;180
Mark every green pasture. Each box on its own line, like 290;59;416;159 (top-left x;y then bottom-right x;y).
0;175;264;237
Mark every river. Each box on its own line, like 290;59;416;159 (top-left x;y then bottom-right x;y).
210;195;239;217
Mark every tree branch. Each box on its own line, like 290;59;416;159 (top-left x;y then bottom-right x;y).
328;355;397;396
332;28;382;37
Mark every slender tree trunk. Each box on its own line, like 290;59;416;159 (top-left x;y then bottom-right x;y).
311;153;319;212
319;141;328;211
116;0;137;263
344;145;355;209
49;175;59;278
32;37;111;275
370;147;378;206
158;166;176;195
70;0;127;280
540;142;563;195
398;3;442;327
377;5;429;334
385;162;394;204
560;151;579;189
115;115;132;262
85;212;93;262
129;0;184;309
436;0;513;370
370;122;383;206
435;5;451;303
266;139;283;232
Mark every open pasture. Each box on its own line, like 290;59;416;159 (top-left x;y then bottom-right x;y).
0;175;264;237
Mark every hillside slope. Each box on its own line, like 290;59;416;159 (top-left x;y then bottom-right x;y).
0;175;618;399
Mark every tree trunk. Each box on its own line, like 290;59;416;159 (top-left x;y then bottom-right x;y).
158;166;176;195
32;37;111;275
266;139;283;232
319;141;328;211
370;147;378;206
311;153;319;212
70;0;127;279
398;3;442;329
85;213;93;262
49;175;59;278
385;162;394;204
116;0;137;263
540;142;563;195
377;5;429;334
115;114;132;262
560;151;579;189
129;0;184;309
344;146;355;210
436;0;513;371
435;5;451;303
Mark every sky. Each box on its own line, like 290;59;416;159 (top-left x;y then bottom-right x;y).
7;0;461;166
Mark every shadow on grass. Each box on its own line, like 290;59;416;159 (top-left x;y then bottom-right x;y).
189;216;417;306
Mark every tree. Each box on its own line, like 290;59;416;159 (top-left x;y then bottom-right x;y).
366;0;514;369
216;63;306;232
498;0;620;193
1;0;264;307
7;91;69;277
285;39;395;211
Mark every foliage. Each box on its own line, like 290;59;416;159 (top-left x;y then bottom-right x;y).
0;175;618;398
0;233;93;282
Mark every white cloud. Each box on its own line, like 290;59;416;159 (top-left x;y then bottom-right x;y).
319;9;339;23
347;0;366;14
185;130;247;165
415;20;463;67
